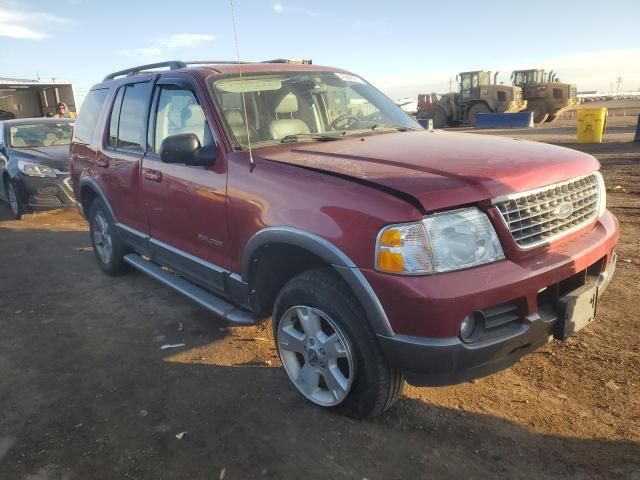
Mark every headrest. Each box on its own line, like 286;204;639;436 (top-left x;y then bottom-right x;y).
275;93;299;114
182;104;205;127
225;109;245;127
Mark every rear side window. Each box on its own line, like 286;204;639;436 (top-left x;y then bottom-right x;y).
74;88;108;144
108;82;151;152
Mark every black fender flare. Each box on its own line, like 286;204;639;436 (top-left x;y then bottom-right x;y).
78;176;116;221
242;226;395;336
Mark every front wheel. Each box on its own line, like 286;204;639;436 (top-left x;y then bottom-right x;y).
273;268;404;418
5;180;25;220
467;103;491;126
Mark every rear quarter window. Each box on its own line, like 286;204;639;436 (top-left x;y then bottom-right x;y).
74;88;109;144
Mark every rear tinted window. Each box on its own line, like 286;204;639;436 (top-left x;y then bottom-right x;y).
116;82;151;152
74;88;108;144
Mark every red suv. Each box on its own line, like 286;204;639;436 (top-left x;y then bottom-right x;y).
70;60;618;418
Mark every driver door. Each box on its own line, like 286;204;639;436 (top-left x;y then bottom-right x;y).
141;78;229;294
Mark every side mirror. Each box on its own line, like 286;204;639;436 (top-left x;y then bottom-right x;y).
160;134;216;167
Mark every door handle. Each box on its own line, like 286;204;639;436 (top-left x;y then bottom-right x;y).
96;157;109;168
143;168;163;183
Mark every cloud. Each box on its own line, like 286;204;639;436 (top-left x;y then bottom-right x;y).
0;7;67;40
118;33;215;58
272;3;322;17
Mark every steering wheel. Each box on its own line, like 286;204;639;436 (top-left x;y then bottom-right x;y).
330;114;360;130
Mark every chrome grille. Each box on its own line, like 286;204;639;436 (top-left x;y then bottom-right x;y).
494;174;600;248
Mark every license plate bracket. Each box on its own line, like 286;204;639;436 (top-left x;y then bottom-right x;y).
554;284;598;340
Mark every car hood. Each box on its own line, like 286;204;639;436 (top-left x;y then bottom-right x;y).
9;145;71;172
255;130;600;211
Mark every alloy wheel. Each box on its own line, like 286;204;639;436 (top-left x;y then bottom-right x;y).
277;306;355;406
92;211;113;264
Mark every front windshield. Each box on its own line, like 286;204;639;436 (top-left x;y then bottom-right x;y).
209;71;420;148
9;123;73;148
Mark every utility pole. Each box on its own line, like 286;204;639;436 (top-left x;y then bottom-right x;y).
449;77;453;93
616;76;622;93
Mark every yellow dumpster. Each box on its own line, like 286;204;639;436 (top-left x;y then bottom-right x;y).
577;108;607;143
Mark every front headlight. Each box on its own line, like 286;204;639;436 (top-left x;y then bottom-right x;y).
594;171;607;217
18;160;56;178
375;207;505;275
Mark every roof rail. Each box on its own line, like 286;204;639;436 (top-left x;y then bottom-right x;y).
261;58;312;64
184;60;252;65
103;61;187;81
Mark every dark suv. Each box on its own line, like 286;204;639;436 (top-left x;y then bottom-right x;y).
70;60;618;418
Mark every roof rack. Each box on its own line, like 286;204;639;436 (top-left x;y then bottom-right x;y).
102;58;314;81
261;58;312;64
184;60;252;65
103;61;187;81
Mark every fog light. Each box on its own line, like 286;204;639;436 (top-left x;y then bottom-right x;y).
459;312;484;342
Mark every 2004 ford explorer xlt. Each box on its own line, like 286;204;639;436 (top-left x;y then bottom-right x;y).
69;60;618;418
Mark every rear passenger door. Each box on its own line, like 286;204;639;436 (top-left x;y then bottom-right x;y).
141;78;229;293
102;81;152;235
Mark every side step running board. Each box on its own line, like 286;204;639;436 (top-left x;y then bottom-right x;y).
124;254;258;326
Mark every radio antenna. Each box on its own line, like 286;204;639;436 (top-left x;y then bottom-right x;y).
230;0;255;172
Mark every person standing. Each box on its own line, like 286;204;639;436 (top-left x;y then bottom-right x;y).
53;102;71;118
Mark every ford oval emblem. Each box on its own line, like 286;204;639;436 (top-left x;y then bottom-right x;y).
554;202;574;219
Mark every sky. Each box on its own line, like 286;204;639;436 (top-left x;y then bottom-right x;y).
1;0;639;106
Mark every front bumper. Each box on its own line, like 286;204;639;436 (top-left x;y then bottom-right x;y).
377;253;616;386
18;173;75;209
368;211;619;386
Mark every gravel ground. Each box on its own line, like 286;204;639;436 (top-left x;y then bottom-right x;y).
0;118;638;479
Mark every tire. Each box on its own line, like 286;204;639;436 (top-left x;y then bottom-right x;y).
88;198;129;276
5;179;25;220
528;100;549;124
467;103;491;126
273;267;404;418
431;106;448;129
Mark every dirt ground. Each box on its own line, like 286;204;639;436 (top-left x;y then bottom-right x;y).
0;118;639;479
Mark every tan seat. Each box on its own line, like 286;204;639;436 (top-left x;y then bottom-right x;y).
269;93;310;140
225;109;248;144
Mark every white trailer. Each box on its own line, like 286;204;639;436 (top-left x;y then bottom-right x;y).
0;78;76;119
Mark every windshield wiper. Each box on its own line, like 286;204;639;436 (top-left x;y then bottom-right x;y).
370;124;422;132
280;133;343;143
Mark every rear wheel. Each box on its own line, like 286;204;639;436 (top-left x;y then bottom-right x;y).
88;199;129;276
467;103;491;126
273;268;404;418
528;100;550;124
